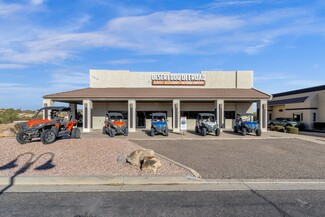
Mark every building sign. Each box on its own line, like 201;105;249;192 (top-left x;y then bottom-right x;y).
180;117;187;131
152;74;206;86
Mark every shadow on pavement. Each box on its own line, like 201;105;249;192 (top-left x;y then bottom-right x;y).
0;152;55;195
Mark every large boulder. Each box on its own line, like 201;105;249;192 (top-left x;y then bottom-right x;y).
139;149;155;161
141;157;162;174
0;123;16;137
0;128;16;137
127;149;155;166
126;150;143;166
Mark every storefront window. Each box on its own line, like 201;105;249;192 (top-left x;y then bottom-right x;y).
181;111;214;119
224;111;235;119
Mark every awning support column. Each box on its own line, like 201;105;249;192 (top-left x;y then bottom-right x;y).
258;100;268;132
42;99;54;119
83;99;93;133
69;103;77;119
128;100;136;132
173;99;180;133
215;100;224;130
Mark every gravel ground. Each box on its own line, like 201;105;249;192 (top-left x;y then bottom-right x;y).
133;138;325;179
0;138;192;177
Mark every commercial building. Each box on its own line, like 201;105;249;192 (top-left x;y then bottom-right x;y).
43;70;271;133
268;85;325;129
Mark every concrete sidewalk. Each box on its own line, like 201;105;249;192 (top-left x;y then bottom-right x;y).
82;130;325;145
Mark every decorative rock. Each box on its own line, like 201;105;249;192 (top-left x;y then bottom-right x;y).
117;153;128;165
126;150;143;166
0;128;16;137
141;157;162;174
139;149;155;161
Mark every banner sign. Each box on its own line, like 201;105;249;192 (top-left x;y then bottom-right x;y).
180;116;187;131
152;74;206;86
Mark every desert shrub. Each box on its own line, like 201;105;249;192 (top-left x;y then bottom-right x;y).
273;126;285;132
0;109;19;124
286;126;299;134
270;125;276;131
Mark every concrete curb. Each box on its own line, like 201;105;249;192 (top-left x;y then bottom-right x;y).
1;176;325;186
2;177;325;192
155;153;202;178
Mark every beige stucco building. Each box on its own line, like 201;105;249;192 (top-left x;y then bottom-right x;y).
44;70;270;133
268;85;325;129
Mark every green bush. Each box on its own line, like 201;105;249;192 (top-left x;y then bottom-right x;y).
286;126;299;134
0;108;19;124
271;125;285;132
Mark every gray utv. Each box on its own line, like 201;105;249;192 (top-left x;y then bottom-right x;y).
195;113;220;136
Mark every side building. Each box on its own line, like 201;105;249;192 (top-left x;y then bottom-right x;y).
268;85;325;129
43;70;271;133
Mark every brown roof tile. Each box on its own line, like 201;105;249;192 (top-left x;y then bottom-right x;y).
44;88;271;100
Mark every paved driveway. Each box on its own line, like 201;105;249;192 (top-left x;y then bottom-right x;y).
132;138;325;179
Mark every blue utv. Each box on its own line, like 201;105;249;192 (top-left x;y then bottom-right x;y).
150;113;168;136
233;113;261;136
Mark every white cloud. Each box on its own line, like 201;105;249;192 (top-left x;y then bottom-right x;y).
106;59;158;64
0;7;325;65
0;2;22;16
207;0;262;8
51;72;89;85
30;0;43;5
0;63;28;69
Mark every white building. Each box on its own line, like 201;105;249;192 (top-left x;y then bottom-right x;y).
268;85;325;129
44;70;271;133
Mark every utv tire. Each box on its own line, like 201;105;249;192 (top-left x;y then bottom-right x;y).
71;128;81;139
108;128;115;138
201;128;207;136
255;129;261;136
241;128;247;136
150;128;155;137
41;129;56;144
215;128;220;136
102;127;106;134
164;128;169;136
124;128;128;136
233;126;238;133
195;126;199;134
16;132;28;144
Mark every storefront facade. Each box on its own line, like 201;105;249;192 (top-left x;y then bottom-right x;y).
43;70;271;132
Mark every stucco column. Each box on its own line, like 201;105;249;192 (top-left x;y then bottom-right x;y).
83;99;93;133
258;100;268;132
42;99;54;119
215;100;224;130
128;100;136;132
173;99;180;133
69;103;77;119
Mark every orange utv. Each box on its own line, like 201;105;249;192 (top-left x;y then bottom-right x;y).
16;107;80;145
102;112;128;137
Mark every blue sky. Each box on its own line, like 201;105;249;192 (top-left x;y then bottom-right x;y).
0;0;324;109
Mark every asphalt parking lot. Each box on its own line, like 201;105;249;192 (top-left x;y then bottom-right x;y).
132;138;325;179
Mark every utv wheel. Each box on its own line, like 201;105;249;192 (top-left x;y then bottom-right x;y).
256;129;261;136
16;132;28;144
215;128;220;136
164;128;169;136
150;128;155;137
41;129;56;144
108;129;115;138
201;128;207;136
71;128;81;139
124;128;128;136
233;126;238;133
241;128;247;136
102;127;106;134
195;126;199;134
